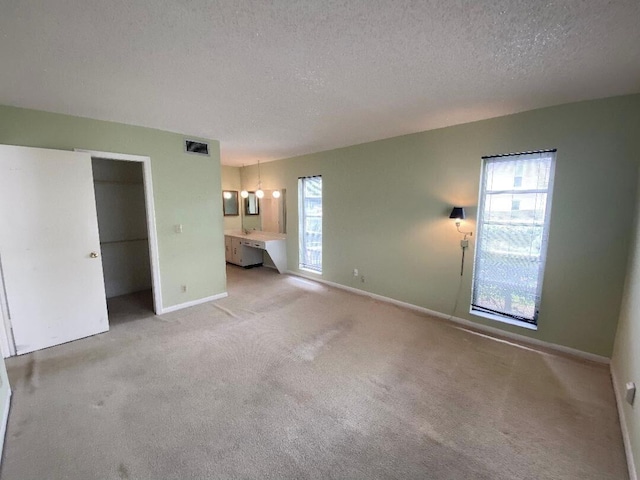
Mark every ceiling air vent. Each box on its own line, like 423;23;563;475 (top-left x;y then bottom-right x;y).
184;139;209;156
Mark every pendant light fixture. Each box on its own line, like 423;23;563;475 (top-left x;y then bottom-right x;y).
255;160;264;199
240;164;249;198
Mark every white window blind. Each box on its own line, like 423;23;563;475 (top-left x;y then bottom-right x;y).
471;150;556;326
299;176;322;273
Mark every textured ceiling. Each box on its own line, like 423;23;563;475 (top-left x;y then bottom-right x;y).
1;1;639;166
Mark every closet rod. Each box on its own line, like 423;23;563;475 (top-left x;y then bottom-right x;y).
100;238;148;245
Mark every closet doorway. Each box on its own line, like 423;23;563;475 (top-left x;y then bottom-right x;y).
79;150;161;321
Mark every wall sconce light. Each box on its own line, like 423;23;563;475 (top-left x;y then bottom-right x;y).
449;207;472;240
272;190;281;199
449;206;473;276
449;206;465;221
223;191;232;200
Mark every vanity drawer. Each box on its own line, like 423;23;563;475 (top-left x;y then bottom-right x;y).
242;239;265;249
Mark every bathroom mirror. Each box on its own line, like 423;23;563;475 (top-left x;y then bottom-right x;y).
261;189;287;233
245;192;259;215
222;190;239;216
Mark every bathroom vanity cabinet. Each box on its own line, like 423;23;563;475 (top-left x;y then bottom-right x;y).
224;231;287;273
225;235;263;267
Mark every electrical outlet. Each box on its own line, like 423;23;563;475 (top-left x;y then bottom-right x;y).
181;285;187;293
353;268;359;277
175;224;183;234
626;382;636;405
361;275;365;283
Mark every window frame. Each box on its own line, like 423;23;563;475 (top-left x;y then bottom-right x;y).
470;150;557;329
298;175;322;274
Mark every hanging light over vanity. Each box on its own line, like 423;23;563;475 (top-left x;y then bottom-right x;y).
240;164;249;198
255;160;264;198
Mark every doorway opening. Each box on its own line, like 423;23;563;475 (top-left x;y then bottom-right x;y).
84;150;162;324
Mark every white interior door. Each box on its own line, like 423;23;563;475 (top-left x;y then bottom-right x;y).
0;145;108;355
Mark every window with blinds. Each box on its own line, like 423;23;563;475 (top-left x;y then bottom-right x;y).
298;176;322;273
471;150;556;327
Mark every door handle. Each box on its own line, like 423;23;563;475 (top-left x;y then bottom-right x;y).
90;252;99;258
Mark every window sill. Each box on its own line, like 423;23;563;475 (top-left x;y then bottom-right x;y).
299;267;322;275
470;308;538;331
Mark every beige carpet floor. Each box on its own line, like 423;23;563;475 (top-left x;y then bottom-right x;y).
0;265;629;479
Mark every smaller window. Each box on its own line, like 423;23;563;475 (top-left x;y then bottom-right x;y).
298;176;322;273
511;199;520;211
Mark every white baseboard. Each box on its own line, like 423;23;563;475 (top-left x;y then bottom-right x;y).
159;292;228;314
287;271;610;365
611;367;638;480
0;387;11;463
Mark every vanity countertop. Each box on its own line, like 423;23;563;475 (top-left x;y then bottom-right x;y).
224;230;286;242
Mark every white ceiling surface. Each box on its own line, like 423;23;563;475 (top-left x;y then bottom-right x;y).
1;1;639;166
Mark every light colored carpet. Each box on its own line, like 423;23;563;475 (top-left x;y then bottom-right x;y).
0;266;628;479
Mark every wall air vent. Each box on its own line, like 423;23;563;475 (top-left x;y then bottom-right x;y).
184;139;209;156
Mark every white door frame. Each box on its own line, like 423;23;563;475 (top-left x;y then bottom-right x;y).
0;263;15;357
76;149;163;315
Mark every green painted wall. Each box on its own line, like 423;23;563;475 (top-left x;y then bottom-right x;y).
243;95;640;357
0;105;226;309
612;165;640;477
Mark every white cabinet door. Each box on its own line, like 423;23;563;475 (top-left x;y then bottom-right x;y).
0;145;108;355
224;236;232;263
231;237;243;265
226;236;262;267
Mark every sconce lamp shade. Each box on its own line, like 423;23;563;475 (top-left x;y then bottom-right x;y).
449;207;466;220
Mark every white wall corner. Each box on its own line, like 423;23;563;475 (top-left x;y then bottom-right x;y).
611;366;638;480
159;292;228;315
